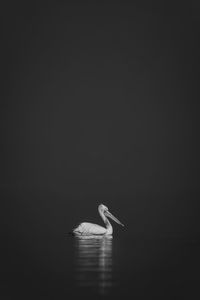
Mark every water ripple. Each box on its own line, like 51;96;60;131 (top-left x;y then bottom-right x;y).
74;235;113;295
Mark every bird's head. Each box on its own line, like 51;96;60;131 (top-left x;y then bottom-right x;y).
98;204;108;212
98;204;124;227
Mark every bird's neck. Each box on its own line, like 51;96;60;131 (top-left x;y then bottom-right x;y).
105;218;113;234
99;211;113;235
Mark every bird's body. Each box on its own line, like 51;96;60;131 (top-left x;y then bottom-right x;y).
73;204;124;236
73;222;108;235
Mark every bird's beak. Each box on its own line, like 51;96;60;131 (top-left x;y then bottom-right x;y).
105;210;124;227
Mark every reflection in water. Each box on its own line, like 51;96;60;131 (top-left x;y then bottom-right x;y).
74;235;113;295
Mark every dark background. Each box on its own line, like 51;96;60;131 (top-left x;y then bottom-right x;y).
1;2;200;297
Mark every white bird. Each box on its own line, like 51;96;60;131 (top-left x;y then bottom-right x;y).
73;204;124;236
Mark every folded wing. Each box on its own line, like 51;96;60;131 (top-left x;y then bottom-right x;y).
73;222;106;235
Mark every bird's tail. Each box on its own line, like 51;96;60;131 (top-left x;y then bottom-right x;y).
68;231;75;236
64;231;75;237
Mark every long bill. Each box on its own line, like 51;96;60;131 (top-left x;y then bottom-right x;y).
105;210;124;227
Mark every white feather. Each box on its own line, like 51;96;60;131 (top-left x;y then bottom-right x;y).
72;204;124;236
73;222;107;235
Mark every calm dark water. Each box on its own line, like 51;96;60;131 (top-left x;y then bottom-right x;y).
1;231;200;299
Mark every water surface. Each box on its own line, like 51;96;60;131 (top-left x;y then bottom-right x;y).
1;232;200;299
74;236;113;295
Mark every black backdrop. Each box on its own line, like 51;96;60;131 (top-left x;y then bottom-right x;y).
1;1;199;241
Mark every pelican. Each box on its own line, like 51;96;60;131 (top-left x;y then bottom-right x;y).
73;204;124;236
